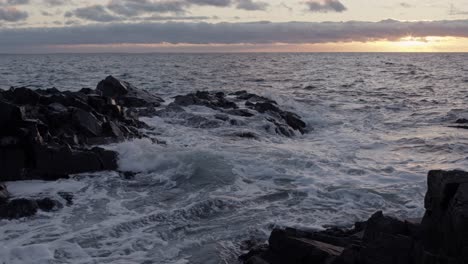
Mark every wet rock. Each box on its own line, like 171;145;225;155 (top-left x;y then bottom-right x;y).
456;118;468;124
419;170;468;261
36;197;62;212
0;147;27;181
103;121;124;138
72;108;103;137
48;102;68;113
0;183;10;203
170;90;307;137
8;87;41;105
0;197;63;219
240;170;468;264
232;132;259;139
0;198;39;219
174;91;237;110
96;75;130;97
97;75;163;107
0;100;24;127
283;112;306;133
225;109;255;117
31;145;117;180
253;102;281;114
58;192;74;206
269;229;344;264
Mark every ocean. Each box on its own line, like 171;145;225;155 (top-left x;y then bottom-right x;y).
0;53;467;264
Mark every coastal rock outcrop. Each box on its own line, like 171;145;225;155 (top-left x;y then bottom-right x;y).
240;170;468;264
167;90;307;137
0;76;164;183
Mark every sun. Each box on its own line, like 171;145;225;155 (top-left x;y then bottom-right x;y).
396;36;428;48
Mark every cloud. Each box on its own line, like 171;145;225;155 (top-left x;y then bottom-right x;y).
108;0;187;17
449;4;468;15
186;0;231;7
236;0;268;11
105;0;268;18
42;0;69;6
1;19;468;51
0;7;28;21
305;0;346;13
5;0;29;5
399;2;412;8
144;15;214;21
66;5;121;22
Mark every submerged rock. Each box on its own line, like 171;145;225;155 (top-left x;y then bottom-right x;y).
0;197;63;219
240;170;468;264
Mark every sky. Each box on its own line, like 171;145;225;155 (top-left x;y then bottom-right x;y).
0;0;468;52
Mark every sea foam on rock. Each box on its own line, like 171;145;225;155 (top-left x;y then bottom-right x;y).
167;90;307;137
240;170;468;264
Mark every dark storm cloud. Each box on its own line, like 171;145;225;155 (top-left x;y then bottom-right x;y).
0;19;468;49
305;0;347;13
0;7;28;21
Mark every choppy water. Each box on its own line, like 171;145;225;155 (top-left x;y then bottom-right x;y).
0;53;467;264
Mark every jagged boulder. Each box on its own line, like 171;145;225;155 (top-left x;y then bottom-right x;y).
170;90;307;137
240;170;468;264
419;170;468;262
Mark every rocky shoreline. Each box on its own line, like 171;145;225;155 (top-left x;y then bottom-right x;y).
1;76;466;263
0;76;307;219
239;170;468;264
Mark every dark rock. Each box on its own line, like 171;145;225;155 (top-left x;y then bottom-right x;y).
253;102;281;114
72;108;102;137
0;100;24;127
362;211;408;242
103;121;124;138
58;192;74;206
169;90;307;137
31;145;117;180
96;76;163;107
268;228;344;264
174;91;237;110
0;147;27;181
78;88;97;95
0;183;9;203
232;132;259;139
48;102;68;113
419;170;468;261
96;75;130;97
36;197;62;212
225;109;255;117
91;147;118;170
118;96;152;107
283;112;306;134
456;118;468;124
0;198;38;219
241;170;468;264
8;87;41;105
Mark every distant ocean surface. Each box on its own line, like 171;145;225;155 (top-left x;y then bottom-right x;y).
0;53;467;264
